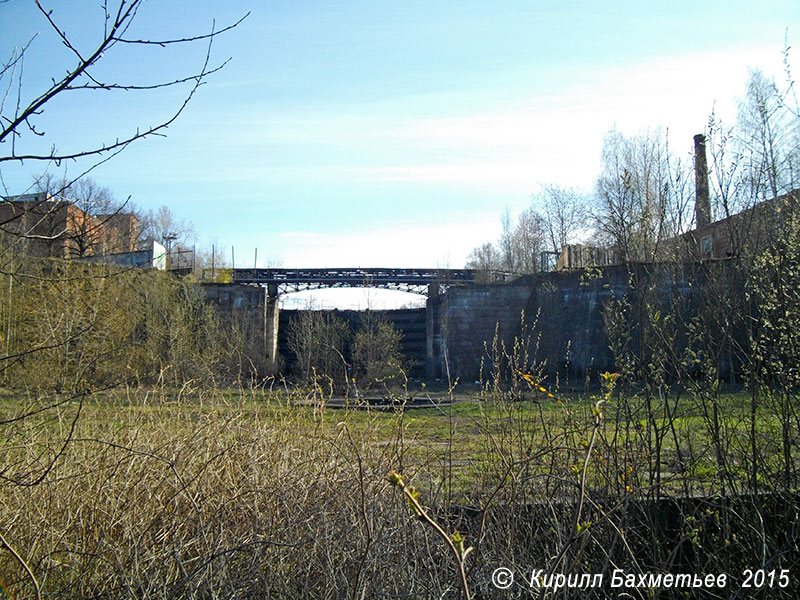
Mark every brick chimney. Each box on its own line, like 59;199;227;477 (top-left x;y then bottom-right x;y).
694;134;711;229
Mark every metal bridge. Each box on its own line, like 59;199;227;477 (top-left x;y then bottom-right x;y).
226;267;509;295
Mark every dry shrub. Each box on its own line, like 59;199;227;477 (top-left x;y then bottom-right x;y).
0;389;469;599
0;260;243;392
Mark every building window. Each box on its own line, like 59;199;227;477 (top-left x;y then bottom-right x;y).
701;235;713;257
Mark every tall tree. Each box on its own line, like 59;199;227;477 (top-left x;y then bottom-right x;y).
466;207;549;276
704;65;799;259
140;205;197;249
736;69;799;203
36;176;129;256
465;241;502;281
534;184;589;254
352;313;405;389
287;311;350;390
508;207;548;273
498;208;515;272
593;128;687;262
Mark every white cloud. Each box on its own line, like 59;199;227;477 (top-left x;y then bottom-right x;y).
183;44;785;199
332;45;786;191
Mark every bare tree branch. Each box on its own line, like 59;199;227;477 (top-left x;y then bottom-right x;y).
0;1;245;170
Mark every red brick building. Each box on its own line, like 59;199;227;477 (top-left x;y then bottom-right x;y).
677;190;798;261
0;193;138;258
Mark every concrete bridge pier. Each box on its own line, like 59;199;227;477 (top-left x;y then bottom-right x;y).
265;284;279;372
426;282;442;379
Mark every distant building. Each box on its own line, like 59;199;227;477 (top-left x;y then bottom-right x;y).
78;239;167;271
0;192;139;258
675;190;798;261
669;134;798;261
553;190;799;271
96;212;139;255
555;243;622;270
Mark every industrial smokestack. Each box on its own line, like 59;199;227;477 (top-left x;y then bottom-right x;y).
694;133;711;229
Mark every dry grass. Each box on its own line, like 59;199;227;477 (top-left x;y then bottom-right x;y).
0;389;435;598
1;386;798;599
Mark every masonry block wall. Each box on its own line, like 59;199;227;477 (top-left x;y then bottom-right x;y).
522;262;745;384
427;262;745;386
202;262;746;384
427;284;533;381
202;282;265;314
521;268;628;382
202;283;276;373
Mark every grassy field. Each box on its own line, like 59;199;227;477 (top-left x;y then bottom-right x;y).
0;385;791;496
1;384;798;598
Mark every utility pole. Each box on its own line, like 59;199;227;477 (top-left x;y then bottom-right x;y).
163;233;177;270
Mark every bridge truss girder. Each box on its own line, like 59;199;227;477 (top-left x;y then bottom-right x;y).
228;267;488;296
269;281;435;295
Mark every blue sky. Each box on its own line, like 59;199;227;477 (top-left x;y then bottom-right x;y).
1;1;798;305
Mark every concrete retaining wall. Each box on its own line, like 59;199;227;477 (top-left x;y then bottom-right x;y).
426;284;533;381
427;262;745;385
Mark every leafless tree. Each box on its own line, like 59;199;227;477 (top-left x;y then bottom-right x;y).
0;4;245;560
467;206;549;277
352;312;405;390
507;207;548;273
593;128;689;262
465;241;502;281
736;69;799;203
140;205;196;247
704;63;799;260
497;208;515;272
287;310;350;391
32;176;132;256
533;183;589;254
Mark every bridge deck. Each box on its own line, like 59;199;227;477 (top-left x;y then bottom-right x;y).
228;267;482;295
